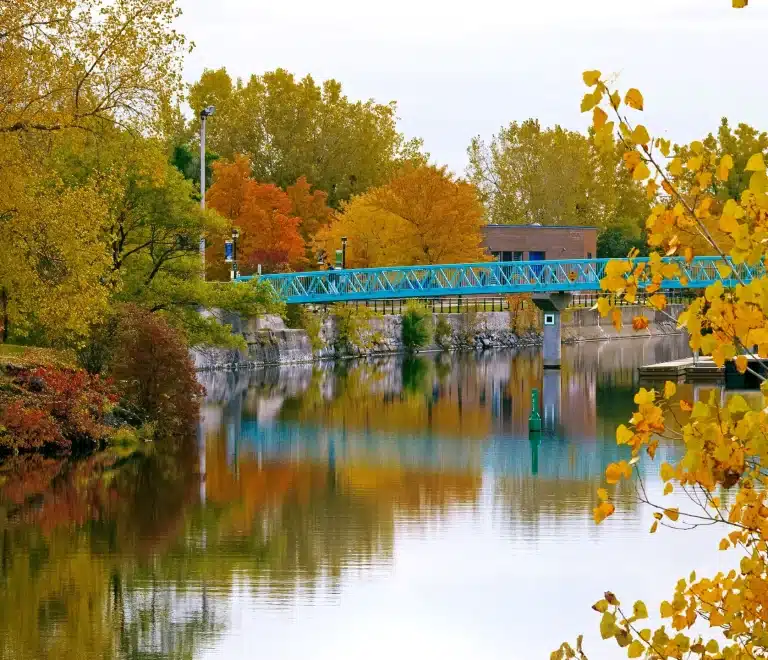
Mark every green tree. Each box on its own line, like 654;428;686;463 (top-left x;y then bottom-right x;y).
675;118;768;201
188;68;424;207
401;302;434;352
596;226;648;258
170;142;219;190
467;119;649;231
52;131;281;348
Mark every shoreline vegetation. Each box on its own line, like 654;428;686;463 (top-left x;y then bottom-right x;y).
0;306;203;458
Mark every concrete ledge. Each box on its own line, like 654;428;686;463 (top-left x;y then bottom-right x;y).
562;305;684;343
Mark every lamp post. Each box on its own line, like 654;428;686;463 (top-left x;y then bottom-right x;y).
341;236;347;269
224;227;240;280
231;228;239;281
199;105;215;278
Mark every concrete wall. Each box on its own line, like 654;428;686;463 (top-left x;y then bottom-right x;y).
561;304;684;342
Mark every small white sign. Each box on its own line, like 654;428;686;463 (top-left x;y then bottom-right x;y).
544;313;556;326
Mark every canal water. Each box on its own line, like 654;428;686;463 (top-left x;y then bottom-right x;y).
0;337;735;659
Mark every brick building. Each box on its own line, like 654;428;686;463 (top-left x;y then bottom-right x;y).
481;224;597;262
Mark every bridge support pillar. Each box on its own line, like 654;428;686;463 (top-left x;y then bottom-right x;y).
532;293;572;369
542;369;561;432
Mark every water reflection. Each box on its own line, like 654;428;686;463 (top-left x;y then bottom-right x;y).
0;337;700;659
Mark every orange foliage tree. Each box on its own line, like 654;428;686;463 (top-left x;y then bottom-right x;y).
286;176;334;247
316;164;489;268
205;156;307;276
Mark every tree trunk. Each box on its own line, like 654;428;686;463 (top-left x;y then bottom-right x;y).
0;287;8;343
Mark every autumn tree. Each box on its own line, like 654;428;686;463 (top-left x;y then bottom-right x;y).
188;68;424;206
467;119;649;240
0;174;112;343
555;23;768;656
286;176;334;250
316;165;488;268
0;0;187;135
0;0;189;343
206;156;306;275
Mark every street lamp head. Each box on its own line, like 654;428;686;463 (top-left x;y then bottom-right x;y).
232;227;240;240
200;105;216;118
341;236;347;244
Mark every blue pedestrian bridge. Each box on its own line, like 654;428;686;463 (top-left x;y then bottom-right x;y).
237;257;761;305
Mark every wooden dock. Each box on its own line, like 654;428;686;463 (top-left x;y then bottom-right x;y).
639;357;723;382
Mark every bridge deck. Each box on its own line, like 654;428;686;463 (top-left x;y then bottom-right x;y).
236;257;761;304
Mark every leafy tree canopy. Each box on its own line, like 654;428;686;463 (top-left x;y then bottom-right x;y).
467;119;649;232
317;165;488;268
188;67;425;207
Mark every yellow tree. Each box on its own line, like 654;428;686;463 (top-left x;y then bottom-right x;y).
467;119;649;232
286;176;334;247
0;173;112;342
554;5;768;657
0;0;189;342
316;165;488;268
0;0;187;134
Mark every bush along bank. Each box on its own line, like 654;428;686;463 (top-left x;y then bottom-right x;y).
0;305;204;457
0;365;118;454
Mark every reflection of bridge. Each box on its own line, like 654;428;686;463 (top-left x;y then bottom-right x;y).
230;420;650;481
238;257;756;304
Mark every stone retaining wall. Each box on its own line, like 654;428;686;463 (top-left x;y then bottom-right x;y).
193;304;684;370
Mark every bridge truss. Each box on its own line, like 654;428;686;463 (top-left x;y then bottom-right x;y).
237;257;763;304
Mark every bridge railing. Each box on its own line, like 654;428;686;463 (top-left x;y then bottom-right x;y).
315;291;695;315
236;257;765;304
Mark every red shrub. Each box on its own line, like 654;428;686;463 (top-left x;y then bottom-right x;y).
0;401;65;451
27;367;117;441
0;366;117;453
108;305;203;433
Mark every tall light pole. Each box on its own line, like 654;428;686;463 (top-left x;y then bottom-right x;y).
199;105;215;278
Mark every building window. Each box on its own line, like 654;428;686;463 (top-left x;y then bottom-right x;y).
513;251;524;261
587;252;592;259
491;251;501;261
529;251;546;261
502;251;513;262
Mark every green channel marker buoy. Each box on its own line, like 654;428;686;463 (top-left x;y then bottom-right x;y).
529;388;542;432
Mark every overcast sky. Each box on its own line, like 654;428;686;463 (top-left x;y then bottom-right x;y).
176;0;768;176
